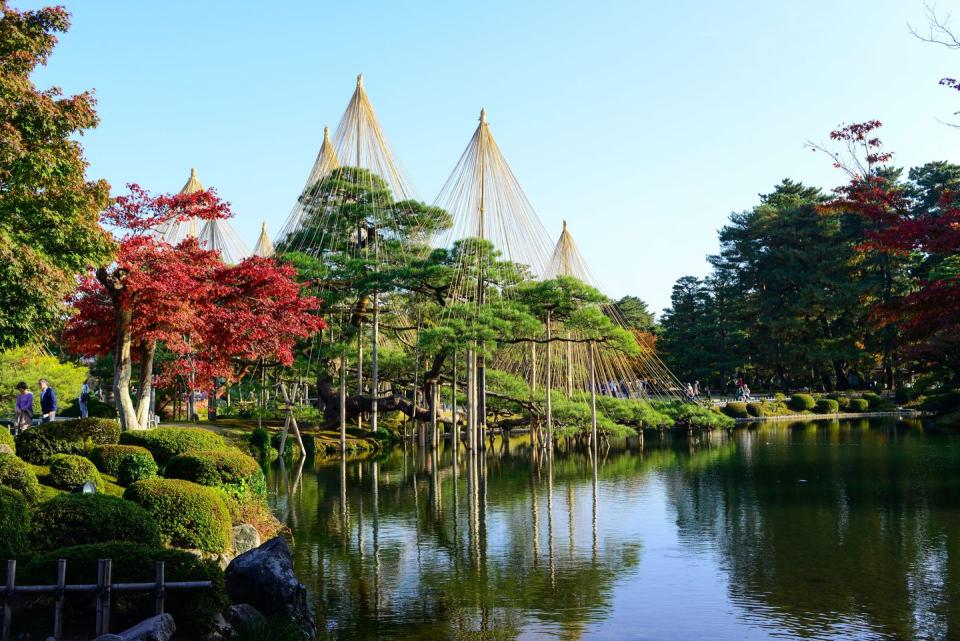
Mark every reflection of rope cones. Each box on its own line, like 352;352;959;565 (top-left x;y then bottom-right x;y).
153;168;250;264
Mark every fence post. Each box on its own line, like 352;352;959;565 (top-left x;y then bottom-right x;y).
2;559;15;641
154;561;165;615
94;559;104;635
101;559;112;635
53;559;66;640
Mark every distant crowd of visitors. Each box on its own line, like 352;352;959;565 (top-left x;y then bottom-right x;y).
11;378;94;435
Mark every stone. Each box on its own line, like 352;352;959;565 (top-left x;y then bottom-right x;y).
116;613;176;641
225;537;316;639
0;444;13;455
232;524;261;556
91;636;124;641
225;603;267;629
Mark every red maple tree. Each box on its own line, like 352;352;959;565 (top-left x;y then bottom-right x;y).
815;121;960;385
64;185;325;430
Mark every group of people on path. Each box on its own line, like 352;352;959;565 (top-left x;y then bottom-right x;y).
12;379;93;435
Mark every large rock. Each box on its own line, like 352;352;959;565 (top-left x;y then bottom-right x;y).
225;603;267;629
115;613;176;641
225;537;316;639
232;524;261;556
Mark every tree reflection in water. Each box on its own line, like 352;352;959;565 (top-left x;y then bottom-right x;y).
269;419;960;641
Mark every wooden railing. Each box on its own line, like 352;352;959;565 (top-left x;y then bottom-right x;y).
2;558;212;640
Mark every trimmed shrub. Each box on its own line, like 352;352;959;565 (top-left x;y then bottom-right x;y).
722;402;749;419
117;450;158;486
20;543;226;637
0;487;29;560
120;427;225;466
48;454;103;492
746;402;766;417
849;398;870;412
0;453;41;502
30;493;161;552
861;392;882;407
895;386;922;405
814;399;840;415
58;397;117;419
124;479;232;553
14;418;120;464
0;428;14;455
834;395;851;410
271;432;296;460
89;444;153;475
919;392;960;414
165;449;265;502
789;394;816;412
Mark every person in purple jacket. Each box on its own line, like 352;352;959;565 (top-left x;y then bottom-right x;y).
38;378;57;423
14;381;33;435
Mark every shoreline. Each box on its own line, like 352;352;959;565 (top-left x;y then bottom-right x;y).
731;409;924;424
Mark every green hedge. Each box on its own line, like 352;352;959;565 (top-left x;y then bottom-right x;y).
30;493;162;552
0;453;41;502
0;429;14;455
117;450;158;486
849;398;870;412
120;427;225;466
814;398;840;414
18;543;226;637
789;394;816;412
89;444;152;475
124;479;232;553
48;454;103;492
14;418;120;464
918;392;960;414
746;402;766;417
0;487;29;559
722;402;749;418
165;448;265;502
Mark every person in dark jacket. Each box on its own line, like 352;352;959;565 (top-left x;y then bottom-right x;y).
38;378;57;422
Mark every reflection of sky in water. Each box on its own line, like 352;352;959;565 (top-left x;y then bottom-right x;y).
269;419;960;641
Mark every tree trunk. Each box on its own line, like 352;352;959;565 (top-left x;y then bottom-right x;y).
113;307;139;431
135;341;157;428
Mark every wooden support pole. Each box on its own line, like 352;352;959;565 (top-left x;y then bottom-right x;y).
466;350;475;450
3;560;15;641
340;352;347;452
451;351;458;447
371;291;379;433
429;381;438;450
589;340;597;451
545;309;553;452
155;561;165;615
53;558;66;640
530;342;538;448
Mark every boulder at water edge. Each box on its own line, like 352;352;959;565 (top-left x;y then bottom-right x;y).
94;613;175;641
224;537;317;640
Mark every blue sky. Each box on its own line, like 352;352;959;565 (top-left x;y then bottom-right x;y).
21;0;960;314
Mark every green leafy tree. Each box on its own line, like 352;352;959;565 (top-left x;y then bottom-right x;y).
0;3;114;348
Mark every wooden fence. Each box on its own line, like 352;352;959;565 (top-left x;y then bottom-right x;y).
2;558;212;640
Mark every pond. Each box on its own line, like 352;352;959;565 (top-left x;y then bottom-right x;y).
266;418;960;640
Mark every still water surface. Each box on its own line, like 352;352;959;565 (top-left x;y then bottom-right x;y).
267;419;960;640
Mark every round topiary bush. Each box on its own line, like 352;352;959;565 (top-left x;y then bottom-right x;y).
0;453;41;502
301;433;317;458
89;444;153;475
0;486;29;560
116;450;158;486
14;418;120;464
789;394;816;412
722;402;749;418
21;543;226;637
814;398;840;415
30;493;162;552
849;398;870;412
746;402;766;417
165;448;266;502
48;454;104;492
120;427;225;466
123;479;232;553
0;429;15;455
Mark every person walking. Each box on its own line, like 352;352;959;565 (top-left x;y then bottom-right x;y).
38;378;57;423
78;379;91;419
14;382;33;435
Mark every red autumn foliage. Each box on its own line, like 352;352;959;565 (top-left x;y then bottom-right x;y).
818;122;960;357
64;185;325;408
